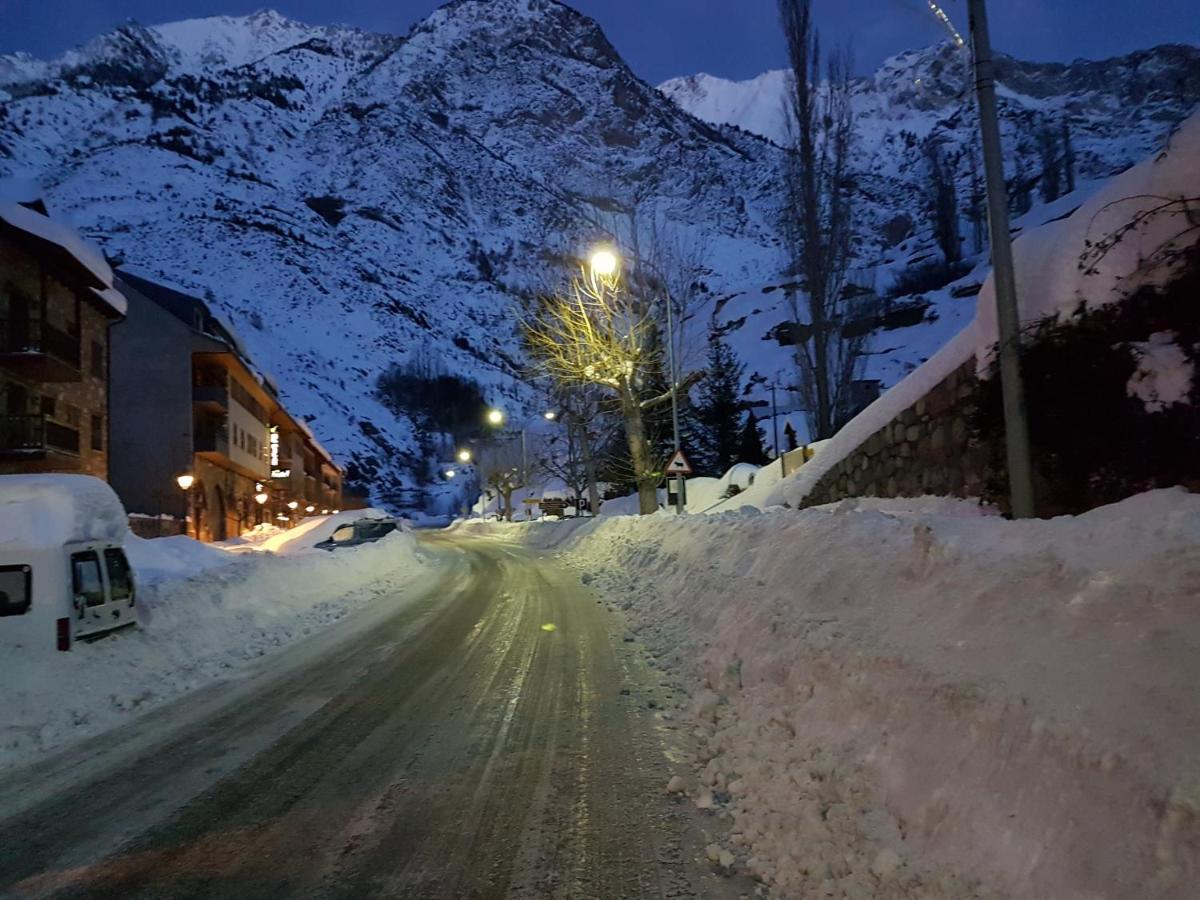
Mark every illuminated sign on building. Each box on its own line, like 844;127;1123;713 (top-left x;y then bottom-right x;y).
269;426;280;467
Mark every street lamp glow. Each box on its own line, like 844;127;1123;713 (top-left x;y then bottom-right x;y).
457;448;472;463
254;492;269;505
305;504;316;513
176;474;194;491
589;247;618;277
486;408;505;426
445;469;457;479
543;411;556;420
287;500;299;510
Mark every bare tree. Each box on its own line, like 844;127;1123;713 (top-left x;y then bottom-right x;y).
476;437;527;521
924;135;962;263
778;0;862;440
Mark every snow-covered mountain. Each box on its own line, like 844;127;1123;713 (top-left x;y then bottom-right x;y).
0;1;782;508
662;41;1200;396
1;2;1197;509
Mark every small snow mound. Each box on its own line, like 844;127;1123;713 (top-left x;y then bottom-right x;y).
1126;331;1194;412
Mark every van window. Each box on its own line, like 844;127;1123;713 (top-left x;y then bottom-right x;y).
0;565;32;617
71;551;106;608
330;524;356;543
104;548;134;604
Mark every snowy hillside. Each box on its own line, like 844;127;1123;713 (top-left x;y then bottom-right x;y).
2;3;1197;508
0;1;782;509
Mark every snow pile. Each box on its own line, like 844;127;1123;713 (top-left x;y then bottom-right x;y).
0;527;428;769
974;110;1200;366
0;475;127;548
545;490;1200;897
1127;331;1195;413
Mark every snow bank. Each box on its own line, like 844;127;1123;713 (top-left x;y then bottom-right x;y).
975;110;1200;367
0;474;127;548
543;489;1200;897
0;528;428;769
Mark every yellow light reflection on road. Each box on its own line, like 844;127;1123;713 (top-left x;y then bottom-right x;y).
540;623;557;632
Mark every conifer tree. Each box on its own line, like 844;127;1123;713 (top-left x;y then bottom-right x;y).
693;325;744;474
736;412;771;466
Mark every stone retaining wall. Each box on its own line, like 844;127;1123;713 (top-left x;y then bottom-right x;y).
801;361;992;508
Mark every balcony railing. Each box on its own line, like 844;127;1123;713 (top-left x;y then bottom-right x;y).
0;319;81;368
0;415;80;456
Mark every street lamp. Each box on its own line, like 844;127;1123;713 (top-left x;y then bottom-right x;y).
287;500;299;510
254;491;269;505
543;411;556;420
305;504;315;513
445;469;457;479
589;247;618;278
176;473;195;491
486;408;505;426
457;448;472;463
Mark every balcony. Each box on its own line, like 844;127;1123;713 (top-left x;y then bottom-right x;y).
194;429;230;460
192;384;229;413
0;319;82;382
0;414;81;459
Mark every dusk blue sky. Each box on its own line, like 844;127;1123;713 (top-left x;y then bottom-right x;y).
2;0;1198;84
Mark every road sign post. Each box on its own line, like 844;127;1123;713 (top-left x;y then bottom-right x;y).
664;449;693;513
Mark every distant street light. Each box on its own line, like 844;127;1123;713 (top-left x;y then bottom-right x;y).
486;408;505;426
254;491;269;505
445;470;457;479
457;448;472;463
176;474;194;491
287;500;299;510
543;411;556;420
305;504;316;513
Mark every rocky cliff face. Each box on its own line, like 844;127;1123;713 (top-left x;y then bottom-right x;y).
2;3;1195;509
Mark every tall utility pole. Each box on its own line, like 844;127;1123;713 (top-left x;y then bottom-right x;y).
967;0;1036;519
771;383;782;474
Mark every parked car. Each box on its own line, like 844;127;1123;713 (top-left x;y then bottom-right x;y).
314;517;401;550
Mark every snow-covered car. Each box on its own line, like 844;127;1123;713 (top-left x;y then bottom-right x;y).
0;475;137;651
314;517;401;550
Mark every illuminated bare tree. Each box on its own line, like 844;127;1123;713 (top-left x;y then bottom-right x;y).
524;262;664;514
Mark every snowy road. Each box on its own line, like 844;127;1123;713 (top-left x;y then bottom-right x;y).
0;533;738;899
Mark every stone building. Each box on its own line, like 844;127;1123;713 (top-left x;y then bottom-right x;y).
0;189;127;478
109;272;343;541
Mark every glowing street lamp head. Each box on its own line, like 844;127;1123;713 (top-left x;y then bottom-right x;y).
486;408;505;426
254;492;269;505
457;448;472;463
589;247;618;278
176;474;195;491
445;470;457;479
287;500;299;510
543;411;556;420
305;505;316;513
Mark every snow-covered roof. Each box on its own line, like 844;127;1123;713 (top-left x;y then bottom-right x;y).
0;475;128;550
0;192;127;316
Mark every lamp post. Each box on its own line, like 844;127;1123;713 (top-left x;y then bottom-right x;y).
176;474;195;538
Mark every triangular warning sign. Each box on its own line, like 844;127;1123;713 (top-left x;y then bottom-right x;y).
665;449;693;476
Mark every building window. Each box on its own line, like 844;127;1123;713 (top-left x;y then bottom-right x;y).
90;414;103;452
91;340;104;379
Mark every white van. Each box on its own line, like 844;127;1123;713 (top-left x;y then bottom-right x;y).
0;475;137;651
